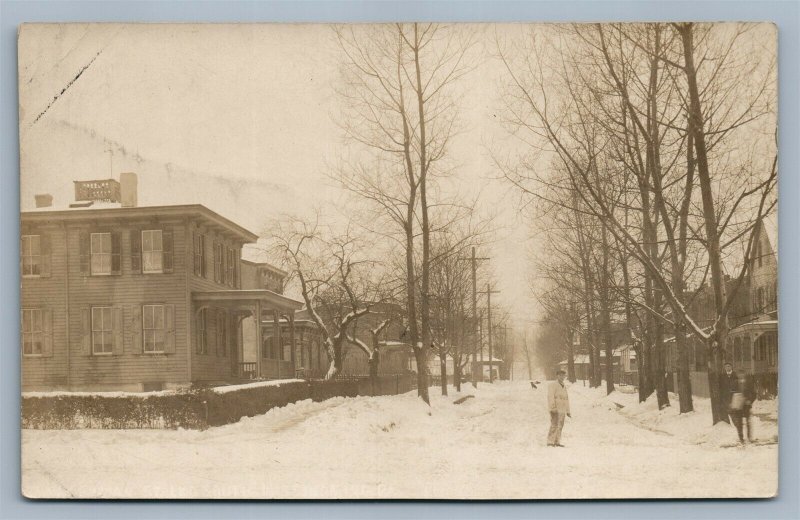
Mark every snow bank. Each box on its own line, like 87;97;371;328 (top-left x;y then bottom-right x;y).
577;384;779;448
210;379;305;394
22;381;778;499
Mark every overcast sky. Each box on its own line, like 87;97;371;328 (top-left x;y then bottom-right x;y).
18;23;536;328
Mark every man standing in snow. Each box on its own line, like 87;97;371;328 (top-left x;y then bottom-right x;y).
547;369;571;447
720;362;756;444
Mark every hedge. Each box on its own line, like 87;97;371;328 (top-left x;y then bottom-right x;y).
22;379;361;430
22;391;207;430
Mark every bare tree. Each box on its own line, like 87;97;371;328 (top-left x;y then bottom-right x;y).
333;23;476;404
268;217;395;380
498;22;776;422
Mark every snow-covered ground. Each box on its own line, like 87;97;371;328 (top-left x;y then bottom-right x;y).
21;380;778;499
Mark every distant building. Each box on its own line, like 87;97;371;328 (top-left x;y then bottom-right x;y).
557;346;635;384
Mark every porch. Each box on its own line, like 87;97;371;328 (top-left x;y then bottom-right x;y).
192;289;304;382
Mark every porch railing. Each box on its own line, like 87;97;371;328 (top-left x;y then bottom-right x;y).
239;362;257;380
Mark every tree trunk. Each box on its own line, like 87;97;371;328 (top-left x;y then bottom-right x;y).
440;352;448;396
413;347;430;403
600;226;615;395
653;313;670;409
678;23;728;424
368;351;380;396
454;353;462;392
324;343;344;380
675;320;693;413
566;337;576;384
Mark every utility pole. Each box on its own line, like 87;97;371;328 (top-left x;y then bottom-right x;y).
479;284;501;383
478;311;483;381
458;247;488;388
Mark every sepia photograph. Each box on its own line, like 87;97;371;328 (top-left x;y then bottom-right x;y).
18;21;778;499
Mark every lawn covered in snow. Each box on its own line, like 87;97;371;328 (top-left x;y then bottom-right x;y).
22;380;778;499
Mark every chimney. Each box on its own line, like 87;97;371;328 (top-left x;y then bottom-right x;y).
35;194;53;208
120;172;138;208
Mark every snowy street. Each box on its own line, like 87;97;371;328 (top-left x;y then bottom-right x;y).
22;381;778;499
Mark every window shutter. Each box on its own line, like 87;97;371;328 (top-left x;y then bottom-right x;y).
112;306;124;355
164;304;176;354
81;307;91;355
224;312;230;357
162;229;174;273
42;309;53;357
111;232;122;275
219;244;224;283
215;310;221;357
79;232;90;275
131;305;143;354
40;234;52;277
201;235;206;277
130;230;141;273
192;233;198;276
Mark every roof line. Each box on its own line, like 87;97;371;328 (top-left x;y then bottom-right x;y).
21;204;258;242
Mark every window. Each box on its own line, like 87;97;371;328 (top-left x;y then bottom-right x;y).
194;233;206;277
21;235;41;276
91;306;113;354
766;334;777;367
214;243;224;283
143;305;166;353
91;233;112;275
755;337;766;362
22;309;43;356
142;230;163;273
216;310;227;356
197;308;208;354
263;335;281;359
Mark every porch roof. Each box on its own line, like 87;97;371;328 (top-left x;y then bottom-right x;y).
192;289;303;311
730;319;778;334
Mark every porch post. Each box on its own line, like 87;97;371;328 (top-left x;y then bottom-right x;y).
300;328;305;368
289;313;297;376
274;309;281;379
255;301;262;379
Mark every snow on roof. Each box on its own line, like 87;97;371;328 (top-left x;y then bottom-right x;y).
559;354;589;365
379;340;411;349
559;347;635;366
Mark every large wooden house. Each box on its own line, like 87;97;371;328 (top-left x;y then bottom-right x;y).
20;174;303;392
664;217;779;397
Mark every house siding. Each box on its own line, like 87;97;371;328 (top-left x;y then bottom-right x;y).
21;222;70;389
188;223;245;383
21;212;257;391
69;218;187;390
